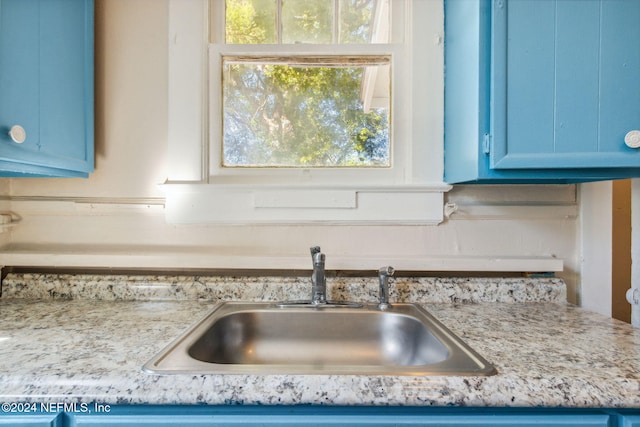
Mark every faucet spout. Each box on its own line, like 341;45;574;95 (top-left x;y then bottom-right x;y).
276;246;363;309
310;246;327;304
378;266;395;310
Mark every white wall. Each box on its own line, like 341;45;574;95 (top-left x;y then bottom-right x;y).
579;182;613;316
0;0;582;303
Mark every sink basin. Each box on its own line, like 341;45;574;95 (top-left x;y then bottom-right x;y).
143;302;496;376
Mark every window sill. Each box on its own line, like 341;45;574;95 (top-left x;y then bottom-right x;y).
160;182;451;225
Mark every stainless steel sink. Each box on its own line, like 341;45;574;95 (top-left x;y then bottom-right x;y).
143;302;496;376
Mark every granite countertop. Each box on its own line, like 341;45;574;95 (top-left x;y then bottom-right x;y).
0;273;639;408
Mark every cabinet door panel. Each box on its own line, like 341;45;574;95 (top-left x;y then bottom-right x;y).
599;0;640;157
0;0;93;176
501;0;556;158
492;0;640;170
69;413;613;426
39;0;93;166
553;0;600;154
0;0;41;153
621;415;640;427
0;415;62;426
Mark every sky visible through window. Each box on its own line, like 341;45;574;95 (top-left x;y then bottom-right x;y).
222;0;391;168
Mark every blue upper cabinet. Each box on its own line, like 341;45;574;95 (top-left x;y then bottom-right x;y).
0;0;94;177
444;0;640;183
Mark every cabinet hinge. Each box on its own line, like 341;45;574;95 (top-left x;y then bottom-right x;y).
483;134;492;154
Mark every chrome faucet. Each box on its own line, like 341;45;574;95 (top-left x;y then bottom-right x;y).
378;266;395;310
310;246;327;305
276;246;362;309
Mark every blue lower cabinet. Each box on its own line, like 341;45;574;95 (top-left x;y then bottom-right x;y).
618;414;640;427
0;414;63;426
64;406;615;427
1;406;633;426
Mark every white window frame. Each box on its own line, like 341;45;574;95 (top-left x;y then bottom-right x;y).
211;49;395;178
163;0;449;224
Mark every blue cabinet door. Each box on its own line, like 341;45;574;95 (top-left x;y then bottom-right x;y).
65;406;614;427
0;414;62;426
0;0;94;177
69;414;612;427
444;0;640;183
621;415;640;427
491;0;640;170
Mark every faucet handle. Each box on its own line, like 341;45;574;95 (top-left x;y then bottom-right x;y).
378;266;395;310
310;246;324;265
379;266;395;278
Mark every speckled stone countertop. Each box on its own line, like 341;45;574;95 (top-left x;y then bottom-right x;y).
1;273;639;408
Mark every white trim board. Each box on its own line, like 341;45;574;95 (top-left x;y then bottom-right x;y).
0;245;563;272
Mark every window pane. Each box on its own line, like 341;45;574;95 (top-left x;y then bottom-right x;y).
282;0;333;44
225;0;389;45
225;0;277;44
340;0;380;43
222;57;391;167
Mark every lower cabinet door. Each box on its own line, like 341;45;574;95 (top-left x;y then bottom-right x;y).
620;415;640;427
66;407;613;427
0;414;62;426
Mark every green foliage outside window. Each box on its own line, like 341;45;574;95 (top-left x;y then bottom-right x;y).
223;0;390;168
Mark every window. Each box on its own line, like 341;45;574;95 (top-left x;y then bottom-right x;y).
220;0;391;169
164;0;447;224
221;55;391;168
224;0;386;45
